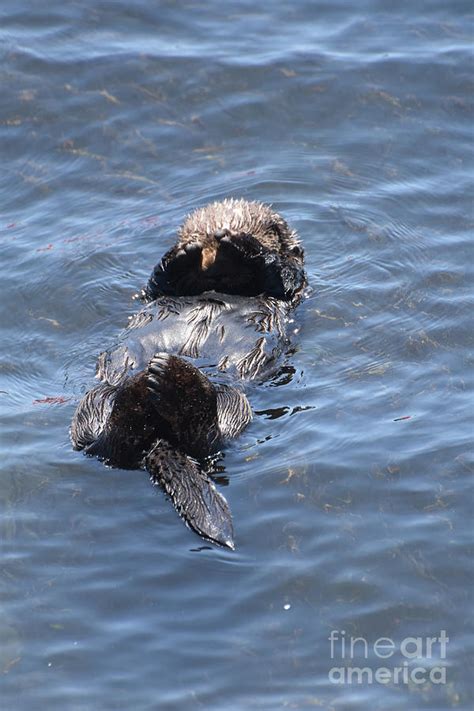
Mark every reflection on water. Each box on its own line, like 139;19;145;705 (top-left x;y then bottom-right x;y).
1;1;473;709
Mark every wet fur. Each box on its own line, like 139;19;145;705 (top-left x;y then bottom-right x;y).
145;199;305;302
71;198;306;548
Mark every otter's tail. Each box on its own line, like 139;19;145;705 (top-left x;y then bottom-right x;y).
72;352;239;548
145;439;234;549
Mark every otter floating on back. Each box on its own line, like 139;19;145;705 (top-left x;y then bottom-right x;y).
71;199;306;548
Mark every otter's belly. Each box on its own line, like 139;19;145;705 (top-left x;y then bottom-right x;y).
97;293;290;385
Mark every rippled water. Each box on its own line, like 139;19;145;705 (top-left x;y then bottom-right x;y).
1;2;473;709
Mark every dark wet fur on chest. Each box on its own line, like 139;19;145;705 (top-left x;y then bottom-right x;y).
98;293;292;386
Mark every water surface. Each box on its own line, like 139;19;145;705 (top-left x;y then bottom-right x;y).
1;2;473;709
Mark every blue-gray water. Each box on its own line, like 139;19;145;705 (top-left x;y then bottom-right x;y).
1;2;473;709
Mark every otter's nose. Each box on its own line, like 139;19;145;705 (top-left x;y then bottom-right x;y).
201;246;217;271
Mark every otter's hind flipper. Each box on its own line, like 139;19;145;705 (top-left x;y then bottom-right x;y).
216;385;252;439
146;439;234;549
71;383;116;451
146;353;220;458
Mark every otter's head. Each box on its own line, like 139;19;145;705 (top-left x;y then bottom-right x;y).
145;198;306;303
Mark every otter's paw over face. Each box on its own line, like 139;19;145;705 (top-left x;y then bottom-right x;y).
143;198;306;302
215;230;265;259
145;236;304;301
146;234;265;298
145;242;203;298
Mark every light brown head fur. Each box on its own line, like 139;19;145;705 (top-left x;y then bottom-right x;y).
146;198;306;302
178;198;303;270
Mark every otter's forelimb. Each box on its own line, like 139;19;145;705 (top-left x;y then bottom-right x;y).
143;229;306;303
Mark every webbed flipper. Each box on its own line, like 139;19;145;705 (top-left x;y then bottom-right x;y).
71;383;117;451
146;439;234;549
215;385;252;439
146;353;220;458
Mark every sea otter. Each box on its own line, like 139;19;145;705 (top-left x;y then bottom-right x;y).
71;199;306;548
